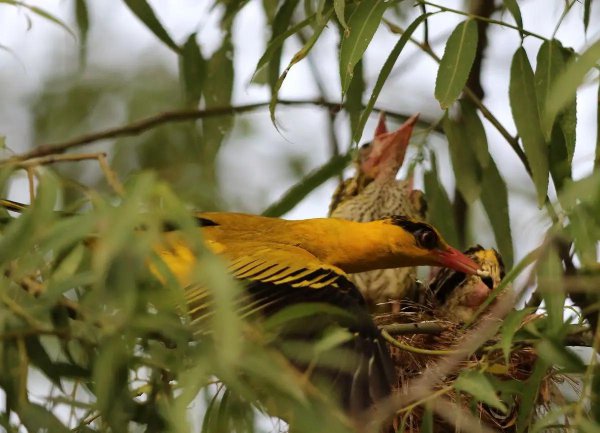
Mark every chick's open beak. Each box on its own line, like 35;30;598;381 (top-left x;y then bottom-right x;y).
434;246;482;275
361;113;420;180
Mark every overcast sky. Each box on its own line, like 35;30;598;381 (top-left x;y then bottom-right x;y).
0;0;597;281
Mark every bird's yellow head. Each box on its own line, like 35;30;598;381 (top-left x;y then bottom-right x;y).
381;216;481;275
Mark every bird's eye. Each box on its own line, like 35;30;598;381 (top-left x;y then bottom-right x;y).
416;228;438;249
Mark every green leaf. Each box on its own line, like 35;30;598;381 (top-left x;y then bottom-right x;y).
18;403;71;433
584;0;592;33
93;337;132;426
262;0;279;22
424;152;459;247
74;0;89;63
535;40;565;129
516;358;549;432
353;13;430;142
548;121;570;191
334;0;348;33
579;419;600;433
346;59;364;137
434;19;479;109
314;327;353;354
253;14;311;81
558;171;600;211
544;38;600;137
421;404;434;433
536;339;586;373
461;100;490;168
18;3;76;38
500;308;532;363
263;303;353;331
122;0;180;53
567;204;598;266
25;337;63;390
592;364;600;423
180;33;206;107
480;159;514;268
503;0;523;34
202;34;235;196
262;151;351;217
270;9;332;124
509;47;548;207
266;0;300;90
442;111;482;204
339;0;389;95
535;40;577;178
202;255;244;369
558;46;577;166
536;247;564;336
454;370;508;413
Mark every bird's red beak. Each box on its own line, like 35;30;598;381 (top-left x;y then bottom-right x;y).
361;113;420;180
434;246;481;275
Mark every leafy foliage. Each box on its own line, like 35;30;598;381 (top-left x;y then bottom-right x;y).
0;0;599;432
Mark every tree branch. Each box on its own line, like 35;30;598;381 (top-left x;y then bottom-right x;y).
4;99;438;162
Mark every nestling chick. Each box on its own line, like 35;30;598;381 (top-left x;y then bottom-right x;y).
329;113;427;310
429;245;505;323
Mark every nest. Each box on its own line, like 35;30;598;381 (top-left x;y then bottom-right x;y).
374;302;571;432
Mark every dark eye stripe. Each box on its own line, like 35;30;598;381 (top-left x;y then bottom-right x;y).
390;215;432;234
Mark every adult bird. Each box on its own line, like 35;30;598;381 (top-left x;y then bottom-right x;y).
329;113;427;310
155;212;481;412
0;199;481;413
429;245;505;323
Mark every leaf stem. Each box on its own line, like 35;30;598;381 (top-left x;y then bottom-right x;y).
381;328;462;355
4;99;436;162
383;19;530;173
415;0;548;42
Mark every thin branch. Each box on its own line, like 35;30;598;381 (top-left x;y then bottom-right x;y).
381;329;460;355
416;0;548;42
296;27;341;159
382;19;531;173
4;99;437;162
381;321;444;335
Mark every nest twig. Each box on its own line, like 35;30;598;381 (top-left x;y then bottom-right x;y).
375;303;571;432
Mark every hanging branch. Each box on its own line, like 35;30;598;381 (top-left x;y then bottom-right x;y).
4;99;439;163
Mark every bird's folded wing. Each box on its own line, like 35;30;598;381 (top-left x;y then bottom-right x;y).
213;240;349;290
155;235;360;319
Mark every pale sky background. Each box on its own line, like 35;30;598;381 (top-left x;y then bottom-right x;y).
0;0;598;429
0;0;597;263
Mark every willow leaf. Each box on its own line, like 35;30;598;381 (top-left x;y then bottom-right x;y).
481;159;513;268
510;47;548;206
455;371;507;413
262;151;351;217
443;112;482;204
435;19;478;109
123;0;180;53
424;152;459;247
180;33;206;107
339;0;389;95
353;13;430;142
584;0;591;33
266;0;300;90
270;9;332;124
544;38;600;137
334;0;348;33
503;0;523;35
